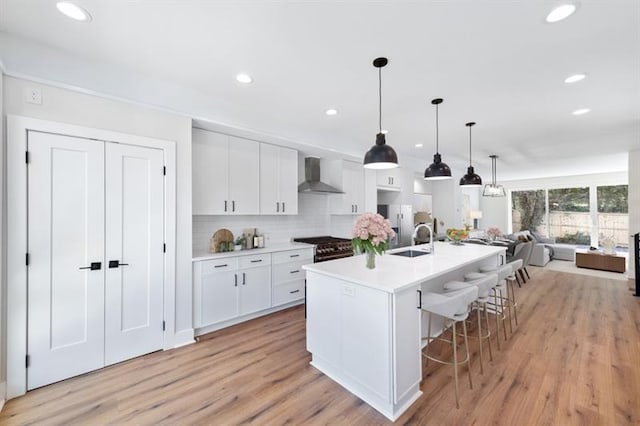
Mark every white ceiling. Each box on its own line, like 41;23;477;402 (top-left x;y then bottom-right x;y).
0;0;638;181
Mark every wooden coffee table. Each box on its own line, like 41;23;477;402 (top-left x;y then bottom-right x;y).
575;250;625;273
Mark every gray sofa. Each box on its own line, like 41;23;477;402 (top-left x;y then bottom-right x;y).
507;230;576;266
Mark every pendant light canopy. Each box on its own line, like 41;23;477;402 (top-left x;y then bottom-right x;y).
482;155;506;197
460;122;483;187
363;57;398;169
424;98;452;180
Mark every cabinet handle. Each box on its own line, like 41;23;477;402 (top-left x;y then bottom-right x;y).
234;274;238;287
232;200;235;212
276;202;280;212
282;202;285;213
417;289;422;309
290;289;300;294
224;200;227;212
290;254;300;258
214;264;228;268
250;259;262;263
355;205;358;213
290;270;299;274
108;260;128;268
79;262;102;270
242;272;246;285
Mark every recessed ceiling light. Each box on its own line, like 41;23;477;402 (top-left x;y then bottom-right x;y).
56;2;91;21
565;73;586;83
325;109;338;116
236;73;253;84
381;129;388;134
572;108;591;115
546;4;577;23
415;143;423;148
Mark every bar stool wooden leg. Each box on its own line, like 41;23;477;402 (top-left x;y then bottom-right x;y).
500;288;508;341
494;289;501;350
509;278;519;326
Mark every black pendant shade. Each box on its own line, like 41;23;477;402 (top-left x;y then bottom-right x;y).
424;98;452;180
460;122;483;187
363;57;398;170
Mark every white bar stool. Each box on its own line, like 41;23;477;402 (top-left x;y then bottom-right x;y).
476;264;512;349
444;273;498;375
506;259;523;329
421;287;478;408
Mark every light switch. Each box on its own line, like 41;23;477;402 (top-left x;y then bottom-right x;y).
342;285;355;297
26;87;42;105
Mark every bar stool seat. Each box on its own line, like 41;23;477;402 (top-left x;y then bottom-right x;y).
444;274;498;374
421;287;478;408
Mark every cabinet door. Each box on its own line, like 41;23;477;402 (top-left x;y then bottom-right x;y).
199;270;239;326
393;287;422;404
376;168;401;189
279;147;298;214
228;136;260;214
239;266;271;315
192;129;229;215
344;161;364;214
259;144;280;214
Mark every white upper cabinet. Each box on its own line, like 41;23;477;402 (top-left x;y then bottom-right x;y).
376;168;402;190
192;129;260;215
260;144;298;214
327;160;365;215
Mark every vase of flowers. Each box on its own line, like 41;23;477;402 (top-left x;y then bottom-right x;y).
352;212;396;269
486;227;502;241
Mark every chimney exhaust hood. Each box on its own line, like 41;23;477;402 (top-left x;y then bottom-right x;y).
297;157;344;194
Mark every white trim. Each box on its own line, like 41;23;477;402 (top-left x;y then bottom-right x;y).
6;115;177;399
0;381;6;412
172;329;196;349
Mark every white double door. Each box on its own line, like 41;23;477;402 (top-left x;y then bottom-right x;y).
27;131;165;390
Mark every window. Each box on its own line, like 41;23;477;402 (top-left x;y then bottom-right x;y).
597;185;628;248
548;187;591;245
511;190;547;234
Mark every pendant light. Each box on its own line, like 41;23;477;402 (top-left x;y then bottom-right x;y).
424;98;452;180
459;122;482;187
482;154;506;197
363;57;399;169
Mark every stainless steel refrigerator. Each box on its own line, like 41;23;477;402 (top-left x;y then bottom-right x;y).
377;204;413;248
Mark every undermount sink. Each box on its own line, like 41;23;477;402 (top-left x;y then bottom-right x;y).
390;249;431;258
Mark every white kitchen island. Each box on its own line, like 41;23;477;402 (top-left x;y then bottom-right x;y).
303;242;506;421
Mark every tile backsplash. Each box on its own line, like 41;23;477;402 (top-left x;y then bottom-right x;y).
193;194;355;253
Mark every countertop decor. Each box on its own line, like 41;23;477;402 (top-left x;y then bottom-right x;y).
352;212;396;269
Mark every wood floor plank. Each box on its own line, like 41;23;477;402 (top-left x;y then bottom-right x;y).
2;268;640;425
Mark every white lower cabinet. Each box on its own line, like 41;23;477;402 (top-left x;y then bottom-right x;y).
193;247;313;332
271;248;313;306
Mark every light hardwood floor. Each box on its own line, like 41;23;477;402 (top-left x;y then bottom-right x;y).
2;269;639;425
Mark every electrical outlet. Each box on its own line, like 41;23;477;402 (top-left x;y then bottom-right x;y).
26;87;42;105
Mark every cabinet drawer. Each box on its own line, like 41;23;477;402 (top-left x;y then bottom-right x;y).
272;280;305;306
272;249;313;265
272;260;307;284
238;253;271;269
201;258;238;274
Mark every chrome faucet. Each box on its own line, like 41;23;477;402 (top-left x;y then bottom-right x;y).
412;223;434;254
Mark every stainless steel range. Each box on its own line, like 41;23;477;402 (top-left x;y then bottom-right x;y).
293;236;353;262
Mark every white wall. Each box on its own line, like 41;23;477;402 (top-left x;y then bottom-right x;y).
629;150;640;281
0;68;5;406
2;76;194;342
431;179;459;231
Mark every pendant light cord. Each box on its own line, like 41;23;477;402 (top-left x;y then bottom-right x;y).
435;104;439;154
378;67;382;133
468;125;472;166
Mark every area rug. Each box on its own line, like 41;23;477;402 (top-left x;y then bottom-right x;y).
539;259;629;282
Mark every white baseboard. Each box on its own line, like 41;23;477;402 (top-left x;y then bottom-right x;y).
173;328;196;349
0;380;6;411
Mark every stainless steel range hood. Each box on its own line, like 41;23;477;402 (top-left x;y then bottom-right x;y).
297;157;344;194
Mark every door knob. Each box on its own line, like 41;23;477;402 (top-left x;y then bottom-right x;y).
79;262;102;270
108;260;129;268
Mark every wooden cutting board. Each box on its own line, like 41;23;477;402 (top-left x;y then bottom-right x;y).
210;228;234;253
